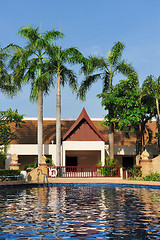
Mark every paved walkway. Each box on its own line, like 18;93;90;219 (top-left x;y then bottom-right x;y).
48;177;160;186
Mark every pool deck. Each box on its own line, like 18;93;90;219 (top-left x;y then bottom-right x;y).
0;178;160;188
48;177;160;186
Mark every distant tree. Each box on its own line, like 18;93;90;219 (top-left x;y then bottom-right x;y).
79;42;138;159
10;26;62;164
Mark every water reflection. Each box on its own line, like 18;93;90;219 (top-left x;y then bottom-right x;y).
0;186;159;239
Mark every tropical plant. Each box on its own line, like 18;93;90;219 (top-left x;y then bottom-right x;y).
24;158;38;172
143;171;160;181
128;165;142;180
142;75;160;152
79;42;138;159
105;156;117;166
99;76;157;154
0;108;24;147
47;43;85;166
10;26;62;164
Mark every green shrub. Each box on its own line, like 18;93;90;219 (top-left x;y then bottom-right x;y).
0;169;20;176
128;165;142;179
24;158;38;172
96;157;118;177
105;156;117;166
96;157;118;167
0;169;21;181
46;157;55;166
24;157;55;172
143;172;160;182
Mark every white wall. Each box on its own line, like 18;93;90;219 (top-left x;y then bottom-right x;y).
62;141;105;166
6;144;56;169
6;142;159;169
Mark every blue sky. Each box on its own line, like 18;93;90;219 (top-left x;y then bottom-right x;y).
1;0;160;119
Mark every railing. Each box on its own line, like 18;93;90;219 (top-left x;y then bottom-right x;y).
48;166;120;178
37;169;50;187
123;166;142;179
127;166;142;178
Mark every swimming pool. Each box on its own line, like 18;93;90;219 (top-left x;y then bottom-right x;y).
0;185;160;239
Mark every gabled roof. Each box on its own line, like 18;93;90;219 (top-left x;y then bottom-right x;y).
62;108;107;142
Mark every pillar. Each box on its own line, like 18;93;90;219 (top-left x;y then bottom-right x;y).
140;149;152;177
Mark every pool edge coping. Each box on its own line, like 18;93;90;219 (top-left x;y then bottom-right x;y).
0;180;160;189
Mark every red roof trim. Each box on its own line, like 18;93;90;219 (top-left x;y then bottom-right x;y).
62;108;107;142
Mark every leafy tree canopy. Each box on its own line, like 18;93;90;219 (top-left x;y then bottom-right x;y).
0;109;24;147
98;77;156;136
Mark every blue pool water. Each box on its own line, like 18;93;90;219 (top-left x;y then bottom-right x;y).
0;185;160;239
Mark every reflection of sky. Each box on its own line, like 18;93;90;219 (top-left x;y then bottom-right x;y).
0;186;160;239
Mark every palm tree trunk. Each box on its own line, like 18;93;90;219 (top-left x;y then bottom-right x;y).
56;70;61;166
108;123;114;160
38;87;43;165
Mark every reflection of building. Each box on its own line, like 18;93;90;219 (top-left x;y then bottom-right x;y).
6;108;159;170
0;186;160;238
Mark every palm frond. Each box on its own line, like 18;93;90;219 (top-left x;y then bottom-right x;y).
18;26;40;43
89;55;108;71
43;30;64;42
0;47;20;96
78;73;102;100
60;66;77;92
107;41;125;66
117;60;139;83
102;72;109;92
62;47;84;64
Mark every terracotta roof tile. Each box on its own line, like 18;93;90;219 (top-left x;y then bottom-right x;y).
9;119;158;146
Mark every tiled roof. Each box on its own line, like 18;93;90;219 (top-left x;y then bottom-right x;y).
62;108;107;142
9;119;158;145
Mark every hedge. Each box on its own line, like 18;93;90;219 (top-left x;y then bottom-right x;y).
0;169;21;176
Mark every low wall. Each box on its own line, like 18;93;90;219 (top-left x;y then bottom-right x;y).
140;154;160;176
26;164;48;183
152;155;160;174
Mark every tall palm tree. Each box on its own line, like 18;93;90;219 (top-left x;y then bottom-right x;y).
79;42;138;160
10;26;62;164
47;44;85;166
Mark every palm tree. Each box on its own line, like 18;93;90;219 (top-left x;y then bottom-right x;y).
79;42;138;160
10;26;62;164
47;43;85;166
0;45;18;95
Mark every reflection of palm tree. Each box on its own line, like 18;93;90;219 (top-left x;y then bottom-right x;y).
10;26;62;164
47;44;85;165
79;42;138;159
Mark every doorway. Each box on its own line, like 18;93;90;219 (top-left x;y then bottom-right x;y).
66;156;78;166
122;157;134;169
